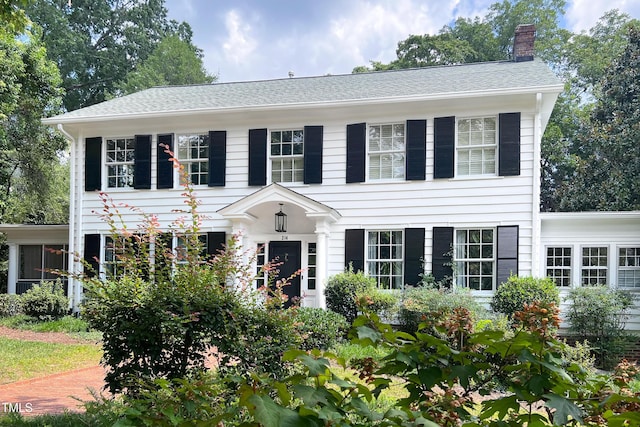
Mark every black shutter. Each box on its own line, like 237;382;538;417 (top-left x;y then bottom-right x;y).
434;117;455;179
346;123;366;183
344;229;365;273
83;234;100;278
304;125;323;184
85;137;102;191
432;227;453;285
496;225;519;287
499;112;521;176
157;134;174;189
404;228;425;287
209;131;226;187
207;232;226;257
248;128;267;186
133;135;152;189
406;120;426;181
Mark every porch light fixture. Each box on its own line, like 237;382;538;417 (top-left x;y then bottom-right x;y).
275;203;287;233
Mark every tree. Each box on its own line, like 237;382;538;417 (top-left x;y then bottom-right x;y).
557;25;640;211
0;26;67;224
0;0;30;33
25;0;194;111
115;34;216;96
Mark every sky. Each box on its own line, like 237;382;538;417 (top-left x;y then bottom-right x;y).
163;0;640;83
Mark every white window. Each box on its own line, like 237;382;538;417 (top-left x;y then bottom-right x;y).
307;243;317;290
546;247;572;287
618;247;640;289
271;129;304;183
106;137;135;188
255;243;266;289
175;234;208;265
367;230;403;289
178;134;209;185
368;123;405;180
455;228;495;291
457;117;497;176
105;236;128;278
581;246;608;285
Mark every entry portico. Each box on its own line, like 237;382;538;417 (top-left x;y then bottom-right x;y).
218;183;340;308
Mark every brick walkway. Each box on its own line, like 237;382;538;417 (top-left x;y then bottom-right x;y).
0;365;110;416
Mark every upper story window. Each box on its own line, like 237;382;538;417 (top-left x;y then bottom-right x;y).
368;123;405;180
455;228;495;291
546;247;572;287
178;133;209;185
367;230;403;289
106;137;135;188
271;129;304;183
457;117;497;176
581;246;608;285
618;247;640;289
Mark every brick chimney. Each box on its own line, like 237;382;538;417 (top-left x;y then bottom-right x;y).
513;24;535;62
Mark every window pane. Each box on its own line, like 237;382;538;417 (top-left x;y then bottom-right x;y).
19;245;42;280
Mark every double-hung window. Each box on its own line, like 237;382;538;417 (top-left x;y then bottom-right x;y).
368;123;405;180
106;137;135;188
618;247;640;289
455;228;495;290
271;129;304;183
546;247;572;287
457;117;497;176
581;246;608;285
367;230;403;289
178;133;209;185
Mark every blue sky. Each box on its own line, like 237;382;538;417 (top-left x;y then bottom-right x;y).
164;0;640;83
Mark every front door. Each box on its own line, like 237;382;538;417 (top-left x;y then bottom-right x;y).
268;241;301;308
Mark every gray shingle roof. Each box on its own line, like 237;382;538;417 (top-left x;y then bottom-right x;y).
45;59;562;123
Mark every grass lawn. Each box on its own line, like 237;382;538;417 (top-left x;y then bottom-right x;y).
0;337;103;384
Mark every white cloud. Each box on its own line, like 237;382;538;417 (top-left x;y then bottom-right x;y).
222;9;257;66
566;0;640;32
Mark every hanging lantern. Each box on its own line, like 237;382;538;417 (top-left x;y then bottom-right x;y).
275;203;287;233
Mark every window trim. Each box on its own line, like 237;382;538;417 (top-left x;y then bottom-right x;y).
580;245;609;286
104;136;136;189
269;128;305;184
455;116;498;177
617;246;640;290
176;132;210;186
366;122;406;181
545;246;572;287
365;229;404;290
454;227;496;291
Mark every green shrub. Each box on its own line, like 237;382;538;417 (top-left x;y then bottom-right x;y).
361;288;399;319
565;286;636;369
20;281;68;320
293;307;348;351
490;275;560;319
325;268;376;324
397;286;487;335
0;294;22;317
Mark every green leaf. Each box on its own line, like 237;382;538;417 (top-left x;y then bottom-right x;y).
293;384;330;406
248;394;315;427
480;395;519;420
543;393;583;425
298;354;331;376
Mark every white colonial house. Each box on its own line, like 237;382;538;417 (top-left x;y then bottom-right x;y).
2;26;639;327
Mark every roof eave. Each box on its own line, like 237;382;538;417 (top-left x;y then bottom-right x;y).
42;84;564;126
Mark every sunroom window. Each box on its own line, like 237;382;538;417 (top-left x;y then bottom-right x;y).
618;247;640;289
581;246;608;285
546;247;572;287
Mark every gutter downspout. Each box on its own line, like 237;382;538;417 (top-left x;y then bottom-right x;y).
57;124;78;312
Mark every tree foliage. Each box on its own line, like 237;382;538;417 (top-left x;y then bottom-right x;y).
0;26;67;224
557;25;640;211
115;34;216;96
25;0;196;111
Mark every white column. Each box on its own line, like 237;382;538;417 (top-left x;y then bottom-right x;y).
7;243;17;294
315;221;329;309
